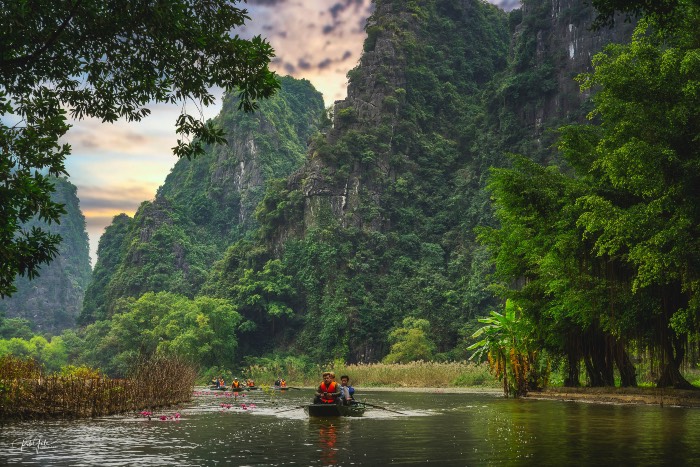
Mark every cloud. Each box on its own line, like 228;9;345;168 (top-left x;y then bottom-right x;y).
297;58;313;70
76;182;158;266
77;185;154;214
329;3;345;20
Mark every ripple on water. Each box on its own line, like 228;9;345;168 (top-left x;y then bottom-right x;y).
3;390;700;465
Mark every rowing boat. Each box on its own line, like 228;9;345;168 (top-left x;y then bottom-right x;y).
305;403;365;417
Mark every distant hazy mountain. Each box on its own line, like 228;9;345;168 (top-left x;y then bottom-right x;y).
0;177;92;333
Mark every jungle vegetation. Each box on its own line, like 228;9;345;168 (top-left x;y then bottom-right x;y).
0;0;278;297
3;0;700;395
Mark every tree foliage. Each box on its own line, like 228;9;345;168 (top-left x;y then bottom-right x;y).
0;0;279;297
383;317;437;364
79;77;323;324
482;1;700;388
468;300;546;397
71;292;242;377
0;177;91;332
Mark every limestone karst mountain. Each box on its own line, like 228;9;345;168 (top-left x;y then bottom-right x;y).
0;177;92;334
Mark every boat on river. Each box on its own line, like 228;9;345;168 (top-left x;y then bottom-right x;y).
208;385;247;392
306;403;365;417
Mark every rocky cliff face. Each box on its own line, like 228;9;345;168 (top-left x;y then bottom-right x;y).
514;0;635;128
289;0;511;235
295;0;634;236
0;178;92;333
241;0;636;361
79;77;325;322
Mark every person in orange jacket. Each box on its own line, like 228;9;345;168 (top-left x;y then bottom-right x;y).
314;372;341;404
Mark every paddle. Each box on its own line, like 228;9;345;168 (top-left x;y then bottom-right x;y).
358;402;405;415
275;404;307;413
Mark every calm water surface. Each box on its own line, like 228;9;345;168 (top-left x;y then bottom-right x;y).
2;388;700;465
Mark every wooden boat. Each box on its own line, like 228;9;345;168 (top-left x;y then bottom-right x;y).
306;403;365;417
208;385;228;391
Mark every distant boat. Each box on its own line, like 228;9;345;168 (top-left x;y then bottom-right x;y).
208;386;228;391
306;403;365;417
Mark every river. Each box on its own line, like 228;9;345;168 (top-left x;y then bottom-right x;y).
2;388;700;465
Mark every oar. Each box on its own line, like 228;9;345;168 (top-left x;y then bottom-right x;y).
359;402;405;415
276;404;307;413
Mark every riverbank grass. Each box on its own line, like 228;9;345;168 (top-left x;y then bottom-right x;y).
242;361;499;388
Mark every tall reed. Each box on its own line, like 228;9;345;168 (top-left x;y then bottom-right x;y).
243;360;498;388
0;355;196;420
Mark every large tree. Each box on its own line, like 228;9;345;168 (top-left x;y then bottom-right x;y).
0;0;279;297
484;0;700;388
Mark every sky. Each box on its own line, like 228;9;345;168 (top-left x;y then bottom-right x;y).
63;0;519;266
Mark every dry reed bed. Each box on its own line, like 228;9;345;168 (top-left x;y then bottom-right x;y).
0;356;196;420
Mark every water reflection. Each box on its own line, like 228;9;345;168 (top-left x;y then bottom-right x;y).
2;390;700;465
314;420;339;465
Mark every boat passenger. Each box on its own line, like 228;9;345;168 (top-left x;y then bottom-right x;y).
280;379;287;388
274;378;281;387
247;379;255;387
314;372;341;404
232;378;242;389
340;375;355;405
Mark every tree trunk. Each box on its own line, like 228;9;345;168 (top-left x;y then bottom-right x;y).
614;342;637;387
656;333;694;389
565;352;580;387
655;285;694;389
583;326;614;386
564;332;581;387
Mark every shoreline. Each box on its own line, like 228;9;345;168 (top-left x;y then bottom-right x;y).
525;387;700;408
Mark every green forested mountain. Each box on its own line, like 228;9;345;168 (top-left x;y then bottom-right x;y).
0;177;91;333
202;0;634;362
79;76;325;323
74;0;694;387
